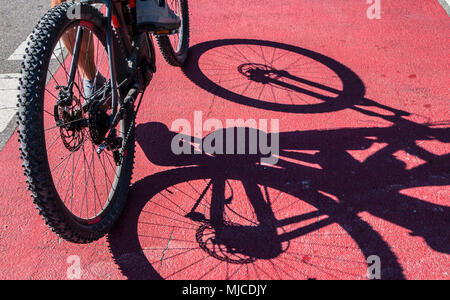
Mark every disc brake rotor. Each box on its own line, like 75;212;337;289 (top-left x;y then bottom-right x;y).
55;96;85;151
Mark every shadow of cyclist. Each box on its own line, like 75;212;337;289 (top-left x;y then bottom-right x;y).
135;120;449;251
108;117;448;279
107;39;449;280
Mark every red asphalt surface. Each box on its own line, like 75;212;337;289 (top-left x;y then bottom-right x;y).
0;1;449;279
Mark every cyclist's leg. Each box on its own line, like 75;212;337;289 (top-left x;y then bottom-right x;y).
52;0;97;81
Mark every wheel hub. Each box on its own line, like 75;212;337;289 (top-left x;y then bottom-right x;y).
238;63;286;84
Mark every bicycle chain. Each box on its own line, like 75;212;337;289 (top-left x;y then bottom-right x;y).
118;92;143;162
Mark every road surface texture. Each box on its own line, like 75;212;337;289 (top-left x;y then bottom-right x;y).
0;1;448;279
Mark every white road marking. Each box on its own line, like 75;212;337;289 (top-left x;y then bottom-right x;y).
7;40;28;61
0;74;20;132
8;37;66;61
2;36;68;136
438;0;450;16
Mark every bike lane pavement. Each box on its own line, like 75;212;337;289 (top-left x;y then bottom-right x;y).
0;0;448;279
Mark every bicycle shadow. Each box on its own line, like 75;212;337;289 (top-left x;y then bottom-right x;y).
108;119;449;279
181;38;408;117
107;39;449;280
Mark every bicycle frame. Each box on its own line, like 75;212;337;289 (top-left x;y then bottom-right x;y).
70;0;138;126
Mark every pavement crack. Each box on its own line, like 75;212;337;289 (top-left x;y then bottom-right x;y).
159;227;175;270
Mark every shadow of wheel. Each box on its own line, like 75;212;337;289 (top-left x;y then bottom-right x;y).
182;39;366;114
108;166;405;280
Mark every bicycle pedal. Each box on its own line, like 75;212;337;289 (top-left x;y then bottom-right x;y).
154;29;178;35
224;196;233;205
185;211;206;223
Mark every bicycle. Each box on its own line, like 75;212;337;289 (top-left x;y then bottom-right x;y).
17;0;189;243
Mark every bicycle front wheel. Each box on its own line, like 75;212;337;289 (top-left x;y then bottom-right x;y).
17;3;135;243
